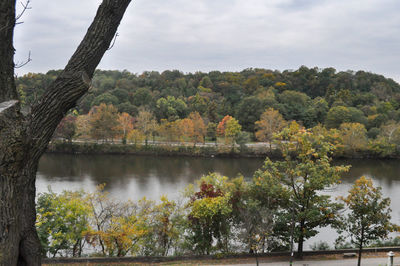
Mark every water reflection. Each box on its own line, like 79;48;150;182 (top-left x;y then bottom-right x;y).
36;154;400;249
37;154;264;200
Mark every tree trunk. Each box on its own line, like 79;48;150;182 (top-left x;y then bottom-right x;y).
358;227;364;266
296;219;305;259
0;1;131;265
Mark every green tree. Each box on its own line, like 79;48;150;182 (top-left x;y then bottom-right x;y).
155;96;187;121
260;122;349;258
207;122;217;142
92;92;119;107
224;117;242;146
36;190;90;257
325;106;367;128
336;176;396;266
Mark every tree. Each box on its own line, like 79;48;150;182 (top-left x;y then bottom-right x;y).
0;1;131;264
89;104;120;142
261;122;348;258
36;190;90;258
255;108;287;151
224;117;242;146
135;109;158;146
206;122;217;142
339;122;367;152
325;106;367;128
117;112;133;144
53;114;77;142
216;115;233;137
185;174;242;254
336;177;396;266
127;129;145;147
188;112;206;145
380;121;400;145
178;118;195;143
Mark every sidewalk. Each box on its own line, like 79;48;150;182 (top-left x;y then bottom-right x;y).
229;257;394;266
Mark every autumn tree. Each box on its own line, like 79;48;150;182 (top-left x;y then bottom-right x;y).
255;108;287;151
217;115;233;137
117;112;133;144
0;1;131;264
188;111;206;145
224;117;242;146
178;118;195;143
185;174;244;254
336;177;396;266
89;104;120;142
53;114;77;142
75;114;91;140
157;119;180;142
135;109;158;146
339;122;368;152
127;129;145;147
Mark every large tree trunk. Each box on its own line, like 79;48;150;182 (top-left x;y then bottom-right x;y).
0;1;131;265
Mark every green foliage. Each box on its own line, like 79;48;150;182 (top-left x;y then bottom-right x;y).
259;122;349;256
18;67;400;140
92;93;119;107
310;241;330;251
224;117;242;146
336;176;397;266
326;106;367;128
36;189;90;257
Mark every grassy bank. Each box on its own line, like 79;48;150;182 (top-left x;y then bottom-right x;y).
47;141;281;158
47;141;400;159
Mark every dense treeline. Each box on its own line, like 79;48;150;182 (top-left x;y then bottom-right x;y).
17;66;400;132
36;127;398;264
18;67;400;157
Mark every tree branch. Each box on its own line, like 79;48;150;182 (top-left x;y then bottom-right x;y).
14;50;32;68
28;0;131;159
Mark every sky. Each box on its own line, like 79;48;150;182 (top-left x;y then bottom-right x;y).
14;0;400;82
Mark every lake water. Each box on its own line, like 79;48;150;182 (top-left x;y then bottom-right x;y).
36;153;400;249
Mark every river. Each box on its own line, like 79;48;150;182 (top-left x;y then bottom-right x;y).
36;153;400;249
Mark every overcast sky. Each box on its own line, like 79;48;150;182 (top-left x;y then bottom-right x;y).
14;0;400;81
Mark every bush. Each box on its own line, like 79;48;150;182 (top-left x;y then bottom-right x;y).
310;241;330;251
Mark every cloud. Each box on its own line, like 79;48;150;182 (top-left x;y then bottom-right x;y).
13;0;400;82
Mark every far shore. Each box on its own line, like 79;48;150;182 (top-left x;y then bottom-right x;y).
47;140;400;159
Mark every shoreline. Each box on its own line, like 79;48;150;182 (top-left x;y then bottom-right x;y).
47;141;400;159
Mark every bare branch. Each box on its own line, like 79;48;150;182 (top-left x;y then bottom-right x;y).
107;32;119;50
15;0;32;22
0;1;31;33
14;51;32;68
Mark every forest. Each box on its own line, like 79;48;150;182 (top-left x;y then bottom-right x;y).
17;66;400;157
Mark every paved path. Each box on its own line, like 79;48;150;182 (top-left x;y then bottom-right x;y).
225;257;395;266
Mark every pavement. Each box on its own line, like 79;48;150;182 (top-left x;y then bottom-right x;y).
225;257;396;266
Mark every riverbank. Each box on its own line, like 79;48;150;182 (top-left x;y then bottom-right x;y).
42;247;400;265
47;141;400;159
47;141;280;158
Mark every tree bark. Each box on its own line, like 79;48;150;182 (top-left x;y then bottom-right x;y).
357;227;364;266
296;219;305;259
0;1;131;265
